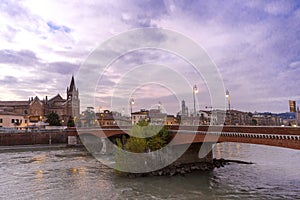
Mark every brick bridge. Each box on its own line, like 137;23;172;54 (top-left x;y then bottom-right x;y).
76;125;300;170
78;125;300;150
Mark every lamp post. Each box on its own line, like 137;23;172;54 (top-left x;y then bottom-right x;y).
193;85;198;116
225;89;231;125
130;98;134;115
158;101;162;112
296;106;299;126
225;89;230;111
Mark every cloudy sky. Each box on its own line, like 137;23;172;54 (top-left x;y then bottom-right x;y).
0;0;299;114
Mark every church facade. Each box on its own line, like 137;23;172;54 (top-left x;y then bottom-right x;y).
0;76;80;127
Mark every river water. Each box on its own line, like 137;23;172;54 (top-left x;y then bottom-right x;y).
0;143;299;200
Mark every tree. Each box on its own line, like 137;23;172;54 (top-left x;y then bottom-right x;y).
45;112;61;126
252;119;257;126
122;119;171;153
147;126;170;151
114;120;172;175
67;116;75;127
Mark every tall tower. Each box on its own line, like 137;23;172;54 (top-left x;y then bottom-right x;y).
67;76;80;118
181;100;188;116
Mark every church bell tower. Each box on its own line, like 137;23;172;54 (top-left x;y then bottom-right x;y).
67;76;80;118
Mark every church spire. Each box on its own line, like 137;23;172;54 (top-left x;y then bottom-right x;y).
69;75;76;91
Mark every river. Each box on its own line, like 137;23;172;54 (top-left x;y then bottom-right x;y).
0;143;299;199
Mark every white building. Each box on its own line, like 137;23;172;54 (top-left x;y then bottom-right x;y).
131;109;149;125
0;111;27;128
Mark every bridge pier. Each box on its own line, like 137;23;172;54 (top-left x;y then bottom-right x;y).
79;133;215;176
137;143;215;177
171;143;213;166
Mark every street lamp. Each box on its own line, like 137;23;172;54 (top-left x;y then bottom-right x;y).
130;98;134;115
193;85;198;116
225;89;230;111
226;89;231;125
158;101;162;112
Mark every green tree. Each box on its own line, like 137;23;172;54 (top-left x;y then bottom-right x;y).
146;126;170;151
124;137;147;153
252;119;257;126
123;119;171;153
67;116;75;127
137;119;149;127
114;120;171;175
45;112;61;126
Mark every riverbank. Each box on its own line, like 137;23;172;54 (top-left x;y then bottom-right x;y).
0;144;84;153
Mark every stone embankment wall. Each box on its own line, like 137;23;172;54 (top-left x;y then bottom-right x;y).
0;129;78;146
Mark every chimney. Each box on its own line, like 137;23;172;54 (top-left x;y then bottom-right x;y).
45;96;48;104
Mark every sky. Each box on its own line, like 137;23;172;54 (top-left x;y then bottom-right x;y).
0;0;299;114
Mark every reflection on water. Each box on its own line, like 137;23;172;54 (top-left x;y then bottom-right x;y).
0;143;299;199
35;170;44;183
32;154;47;164
215;143;244;160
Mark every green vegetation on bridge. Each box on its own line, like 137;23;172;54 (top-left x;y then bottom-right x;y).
114;120;171;175
116;120;171;153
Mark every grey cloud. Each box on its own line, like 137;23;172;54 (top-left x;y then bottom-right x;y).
0;49;39;66
48;62;80;75
0;76;18;85
3;25;19;42
0;0;26;17
119;0;168;27
97;74;116;86
289;61;300;69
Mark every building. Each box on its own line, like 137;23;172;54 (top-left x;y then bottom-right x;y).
0;76;80;127
289;100;296;112
148;109;167;125
131;109;149;125
277;112;296;126
165;115;179;125
131;108;170;125
197;110;210;125
180;100;189;116
0;111;27;128
252;112;280;126
96;110;130;126
225;110;253;125
297;107;300;126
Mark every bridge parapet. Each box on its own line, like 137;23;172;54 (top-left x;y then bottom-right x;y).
165;125;300;135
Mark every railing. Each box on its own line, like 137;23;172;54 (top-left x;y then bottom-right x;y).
170;130;300;141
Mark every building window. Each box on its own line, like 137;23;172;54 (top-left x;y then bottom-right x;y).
24;110;28;114
11;119;15;123
25;120;27;123
0;119;2;123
